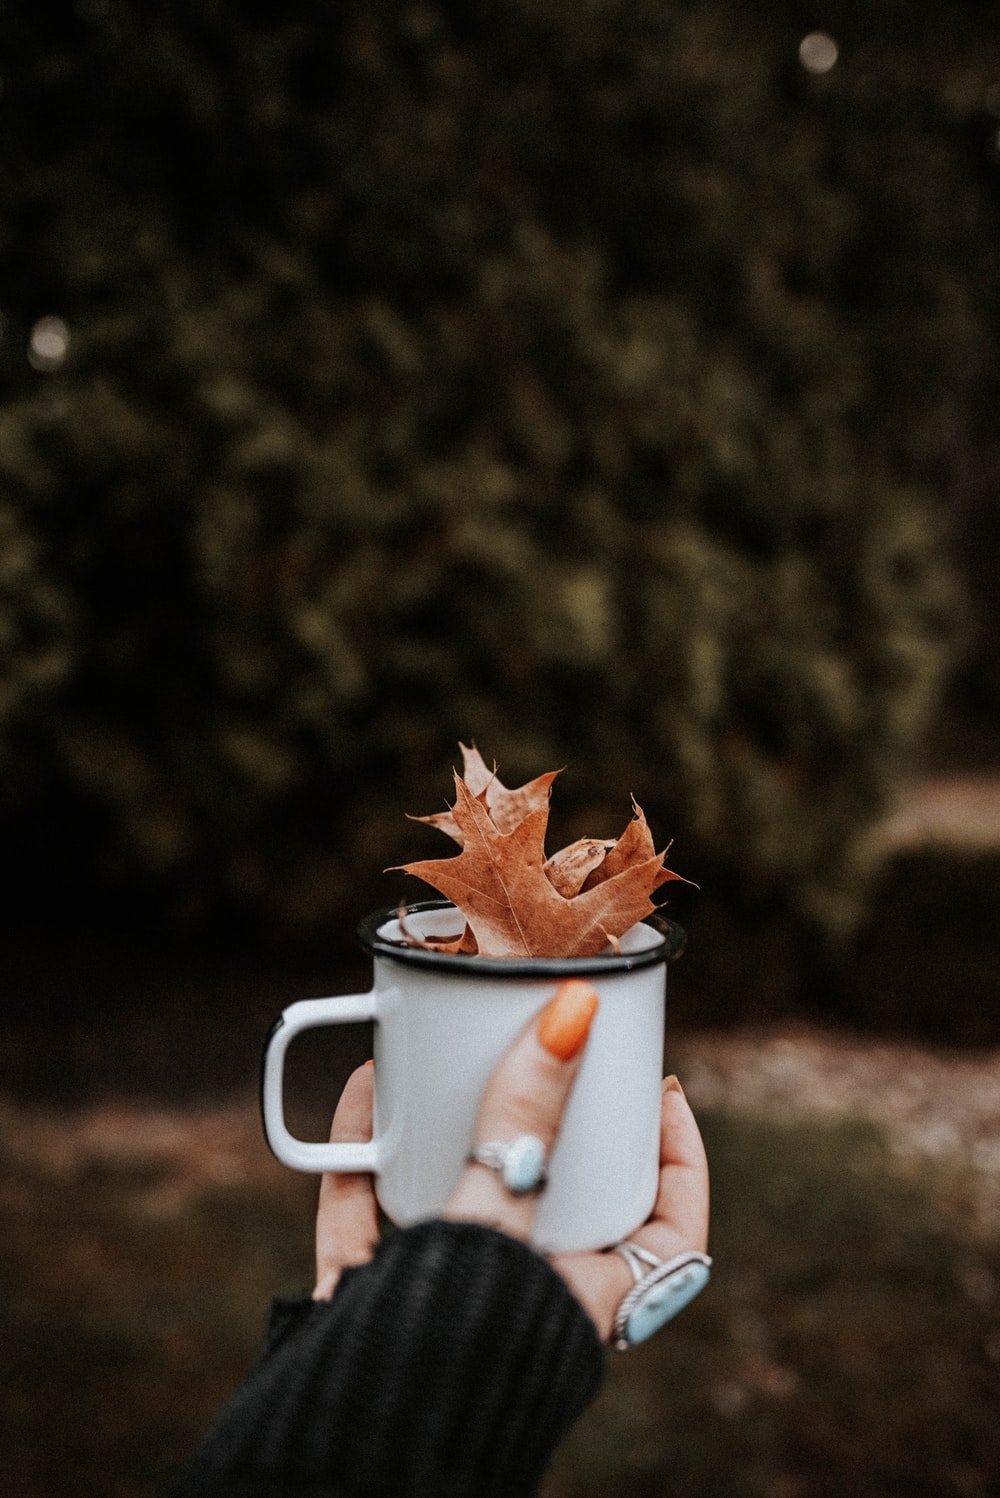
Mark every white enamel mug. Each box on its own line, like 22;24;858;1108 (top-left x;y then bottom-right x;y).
261;901;686;1253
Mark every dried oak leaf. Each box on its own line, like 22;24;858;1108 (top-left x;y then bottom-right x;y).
543;837;617;898
410;742;557;842
392;760;685;958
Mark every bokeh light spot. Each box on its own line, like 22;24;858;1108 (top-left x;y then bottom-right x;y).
799;32;839;75
28;315;71;372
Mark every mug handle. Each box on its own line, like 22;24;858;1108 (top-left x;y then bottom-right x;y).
261;993;381;1172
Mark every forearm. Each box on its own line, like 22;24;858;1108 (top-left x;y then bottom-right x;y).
166;1219;605;1498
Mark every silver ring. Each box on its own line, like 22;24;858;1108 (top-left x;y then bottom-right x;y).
610;1241;712;1351
468;1134;549;1195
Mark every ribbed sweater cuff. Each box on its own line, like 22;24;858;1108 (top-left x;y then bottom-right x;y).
167;1219;605;1498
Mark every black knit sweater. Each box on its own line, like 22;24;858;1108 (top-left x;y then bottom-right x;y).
166;1219;606;1498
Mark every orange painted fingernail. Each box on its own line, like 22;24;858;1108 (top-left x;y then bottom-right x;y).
538;980;599;1060
663;1073;683;1095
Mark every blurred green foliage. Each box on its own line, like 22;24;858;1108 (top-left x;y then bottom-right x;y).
1;0;996;942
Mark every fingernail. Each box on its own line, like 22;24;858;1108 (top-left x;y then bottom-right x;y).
663;1073;684;1095
364;1058;374;1067
538;980;599;1060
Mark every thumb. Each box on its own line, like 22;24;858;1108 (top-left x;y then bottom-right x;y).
443;979;599;1242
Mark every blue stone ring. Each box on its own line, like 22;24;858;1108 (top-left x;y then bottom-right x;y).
468;1134;549;1195
611;1242;712;1351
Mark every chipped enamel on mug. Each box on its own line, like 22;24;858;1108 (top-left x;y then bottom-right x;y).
261;901;685;1254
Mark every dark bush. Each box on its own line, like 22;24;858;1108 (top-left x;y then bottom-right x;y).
1;0;994;942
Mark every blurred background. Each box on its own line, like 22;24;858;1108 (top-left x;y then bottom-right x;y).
1;1;998;1494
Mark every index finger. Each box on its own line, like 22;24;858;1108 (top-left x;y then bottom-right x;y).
648;1073;711;1251
313;1062;381;1299
551;1076;709;1340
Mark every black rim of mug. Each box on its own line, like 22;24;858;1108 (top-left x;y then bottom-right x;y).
357;900;686;978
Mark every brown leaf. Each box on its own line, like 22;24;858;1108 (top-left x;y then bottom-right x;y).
395;906;472;955
456;741;495;798
393;771;679;958
410;742;559;845
582;800;685;892
544;838;616;898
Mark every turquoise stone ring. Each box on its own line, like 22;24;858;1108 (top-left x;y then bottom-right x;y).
611;1243;712;1350
469;1134;549;1195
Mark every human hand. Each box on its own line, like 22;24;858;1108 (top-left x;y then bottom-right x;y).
312;981;709;1345
549;1072;709;1341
